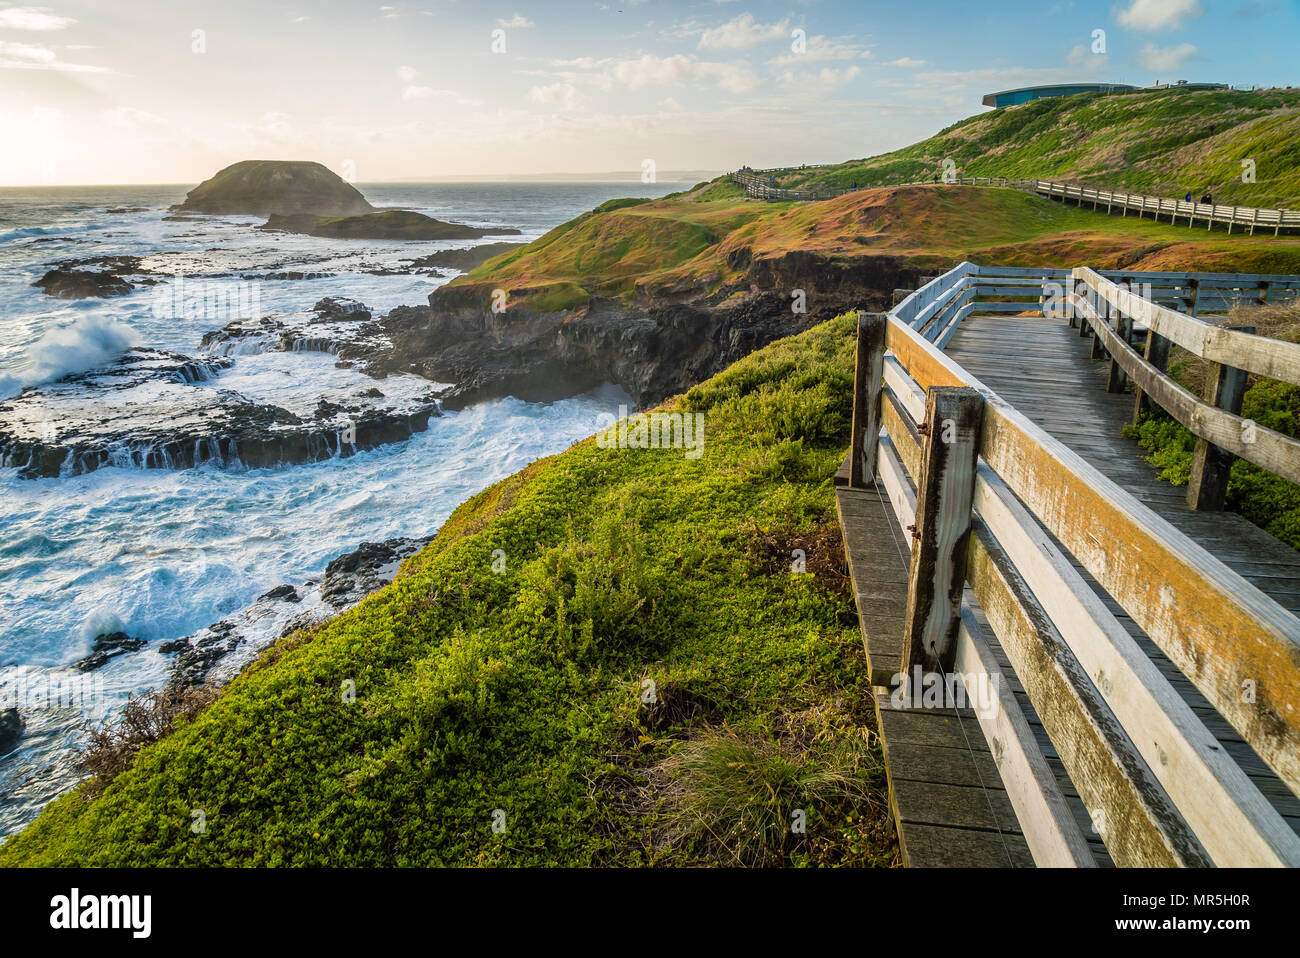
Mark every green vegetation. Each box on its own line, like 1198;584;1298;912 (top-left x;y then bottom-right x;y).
457;178;1300;312
1125;301;1300;550
0;316;895;867
771;89;1300;209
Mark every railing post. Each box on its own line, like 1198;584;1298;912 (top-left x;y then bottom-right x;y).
900;387;984;676
1107;310;1133;393
1186;324;1255;511
848;312;887;488
1132;329;1171;424
1090;314;1108;359
1076;279;1093;337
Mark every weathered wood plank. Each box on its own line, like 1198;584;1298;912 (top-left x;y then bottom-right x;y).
1075;267;1300;385
966;521;1212;866
900;388;984;675
972;462;1300;865
953;607;1097;866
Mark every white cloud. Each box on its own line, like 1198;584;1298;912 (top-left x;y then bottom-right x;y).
497;14;535;28
609;53;758;93
1136;41;1199;70
698;13;789;50
0;39;53;62
0;6;75;30
885;57;927;67
0;38;104;71
402;85;434;100
770;34;872;66
1116;0;1203;31
1066;43;1110;73
529;82;586;111
777;65;862;94
397;65;419;83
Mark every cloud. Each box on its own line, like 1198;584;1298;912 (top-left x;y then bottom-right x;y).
770;34;872;66
1116;0;1203;31
697;13;789;50
1066;43;1110;73
529;82;586;111
397;65;419;83
776;65;862;93
609;53;759;93
402;85;434;100
1136;41;1199;70
0;6;75;30
497;14;535;28
0;38;104;71
885;57;926;67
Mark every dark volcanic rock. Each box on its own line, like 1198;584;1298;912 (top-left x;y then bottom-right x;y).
259;584;301;603
261;209;520;241
199;297;390;362
0;708;23;755
371;250;915;411
0;346;442;480
31;255;154;300
168;535;431;689
320;537;429;608
74;632;146;672
407;241;527;273
173;160;375;217
33;267;134;299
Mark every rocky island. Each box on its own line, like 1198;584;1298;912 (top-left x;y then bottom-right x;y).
173;159;519;240
172;160;375;217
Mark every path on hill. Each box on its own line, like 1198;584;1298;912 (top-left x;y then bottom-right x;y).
731;171;1300;235
833;266;1300;867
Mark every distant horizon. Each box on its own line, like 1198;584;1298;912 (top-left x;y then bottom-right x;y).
0;169;727;189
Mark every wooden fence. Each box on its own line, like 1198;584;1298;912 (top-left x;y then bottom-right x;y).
847;262;1300;866
730;171;1300;234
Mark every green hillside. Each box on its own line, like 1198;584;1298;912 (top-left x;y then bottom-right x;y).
453;179;1300;312
0;316;896;867
771;88;1300;209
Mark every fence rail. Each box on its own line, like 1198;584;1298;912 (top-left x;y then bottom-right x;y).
730;170;1300;234
847;262;1300;866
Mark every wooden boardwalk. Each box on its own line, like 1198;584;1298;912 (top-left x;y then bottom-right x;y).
836;313;1300;867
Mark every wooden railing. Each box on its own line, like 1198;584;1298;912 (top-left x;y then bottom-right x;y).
730;170;1300;234
1068;268;1300;509
847;263;1300;866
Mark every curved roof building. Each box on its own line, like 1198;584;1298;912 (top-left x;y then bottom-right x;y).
981;83;1136;108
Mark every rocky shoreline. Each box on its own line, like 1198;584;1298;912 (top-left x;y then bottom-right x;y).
0;340;442;480
369;249;913;411
166;535;432;689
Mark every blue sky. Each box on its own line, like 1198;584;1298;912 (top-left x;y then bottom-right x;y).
2;0;1297;184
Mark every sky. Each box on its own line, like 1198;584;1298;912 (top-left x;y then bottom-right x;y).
1;0;1297;185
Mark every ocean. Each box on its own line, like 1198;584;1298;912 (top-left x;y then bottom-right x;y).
0;179;690;838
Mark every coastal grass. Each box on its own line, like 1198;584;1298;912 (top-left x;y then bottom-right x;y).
1125;301;1300;550
771;88;1300;209
456;181;1300;312
0;314;897;867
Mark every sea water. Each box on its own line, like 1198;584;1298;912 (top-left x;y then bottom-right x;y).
0;180;688;837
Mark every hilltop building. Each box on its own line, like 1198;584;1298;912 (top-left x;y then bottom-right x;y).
982;80;1228;108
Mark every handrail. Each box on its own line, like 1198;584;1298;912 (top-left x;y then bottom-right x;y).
846;263;1300;866
730;170;1300;234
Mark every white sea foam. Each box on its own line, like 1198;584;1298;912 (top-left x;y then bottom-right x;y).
0;315;138;398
